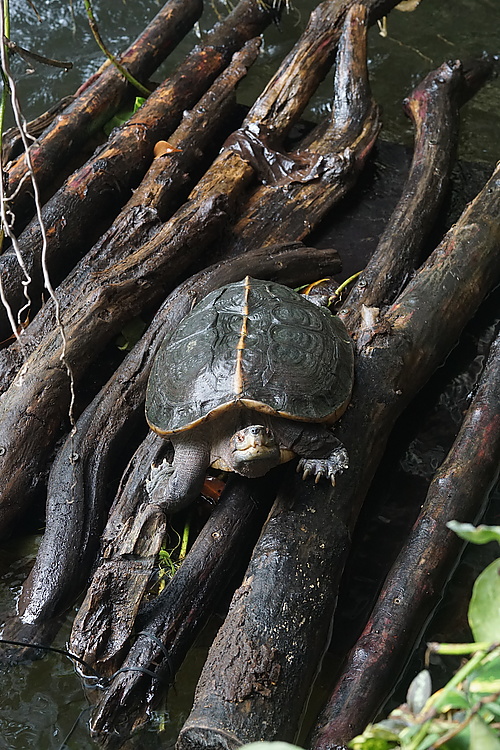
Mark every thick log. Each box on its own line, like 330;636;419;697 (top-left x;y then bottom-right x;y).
178;470;350;750
2;243;340;662
0;0;281;338
176;163;500;747
0;0;361;538
89;474;279;748
5;0;203;215
340;56;495;332
311;329;500;749
220;4;380;256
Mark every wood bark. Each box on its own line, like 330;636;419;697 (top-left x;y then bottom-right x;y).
311;328;500;749
176;162;500;749
2;95;74;164
0;0;281;339
5;0;203;217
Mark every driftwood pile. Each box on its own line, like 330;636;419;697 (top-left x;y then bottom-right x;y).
1;0;500;748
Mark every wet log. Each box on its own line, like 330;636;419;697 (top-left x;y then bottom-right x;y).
310;328;500;749
0;0;282;339
179;470;351;750
176;161;500;747
220;4;380;256
0;0;362;539
5;0;202;213
340;55;495;331
90;474;279;748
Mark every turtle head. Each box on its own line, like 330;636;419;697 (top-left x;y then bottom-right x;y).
229;424;281;477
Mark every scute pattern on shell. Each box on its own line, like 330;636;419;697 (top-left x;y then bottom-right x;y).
146;278;354;434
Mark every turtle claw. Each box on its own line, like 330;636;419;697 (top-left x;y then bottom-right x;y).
297;462;311;480
297;448;349;486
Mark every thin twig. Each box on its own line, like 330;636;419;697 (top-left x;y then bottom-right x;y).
82;0;150;97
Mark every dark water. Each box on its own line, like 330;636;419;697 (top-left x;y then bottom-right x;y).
1;0;499;748
6;0;500;163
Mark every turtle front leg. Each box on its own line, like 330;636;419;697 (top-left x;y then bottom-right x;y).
146;438;210;512
272;417;349;486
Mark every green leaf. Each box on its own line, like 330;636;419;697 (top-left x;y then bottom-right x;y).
469;715;500;749
432;687;471;712
115;316;147;351
407;670;432;714
103;96;147;136
468;653;500;695
447;521;500;546
349;734;398;749
348;721;402;749
468;560;500;642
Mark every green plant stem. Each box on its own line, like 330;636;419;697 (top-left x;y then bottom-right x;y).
179;516;191;562
428;641;498;656
332;271;362;300
404;648;499;750
82;0;150;97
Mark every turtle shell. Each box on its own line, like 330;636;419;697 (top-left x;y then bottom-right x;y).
146;277;354;435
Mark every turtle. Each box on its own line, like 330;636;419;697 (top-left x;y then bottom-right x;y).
145;276;354;511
